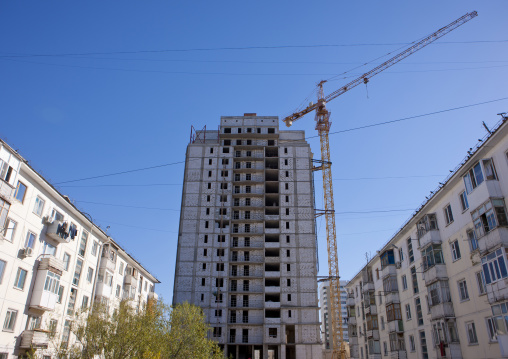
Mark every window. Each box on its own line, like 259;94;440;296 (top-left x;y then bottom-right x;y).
216;263;224;271
0;259;5;285
482;248;508;284
208;159;212;165
409;335;416;351
422;244;444;271
208;171;212;178
57;286;64;303
33;196;45;216
288;293;292;301
0;199;9;230
483;158;497;180
463;161;484;194
41;241;56;256
467;229;478;252
245;198;251;206
450;240;461;261
43;271;60;294
269;328;278;338
415;297;423;326
221;170;228;177
405;304;412;320
61;320;71;348
82;295;89;309
67;288;77;315
407;238;414;263
87;268;94;283
458;279;469;301
3;218;17;242
246;173;251;181
213;327;222;338
476;271;486;295
284;159;288;166
14;268;27;289
73;259;83;286
402;275;408;290
380;316;385;330
91;241;98;256
116;285;121;297
466;322;478;344
411;267;419;294
460;191;469;211
222;147;229;154
286;222;289;229
286;235;290;243
398;247;404;262
24;231;36;249
428;281;451;306
380;249;395;268
79;231;88;257
3;309;17;331
203;249;207;256
14;181;27;203
486;317;497;342
383;342;388;356
444;204;454;225
246;162;251;169
287;279;291;287
472;199;508;238
285;171;289;177
207;195;211;202
386;303;402;322
204;235;208;243
201;278;205;286
63;253;71;271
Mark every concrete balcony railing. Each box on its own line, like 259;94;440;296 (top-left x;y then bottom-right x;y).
264;301;280;308
19;330;50;349
478;227;508;255
381;265;397;279
385;292;400;305
100;257;116;272
424;264;448;286
390;350;407;359
467;179;503;212
0;179;14;202
418;229;441;249
45;221;72;244
487;278;508;304
365;305;377;316
349;317;357;325
124;274;138;286
95;282;113;299
387;320;404;333
363;282;374;292
366;330;380;340
430;302;455;320
347;296;356;306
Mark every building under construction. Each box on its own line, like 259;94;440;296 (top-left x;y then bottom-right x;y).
172;114;322;359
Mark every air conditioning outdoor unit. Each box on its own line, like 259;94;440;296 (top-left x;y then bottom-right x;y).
42;216;53;224
22;247;33;257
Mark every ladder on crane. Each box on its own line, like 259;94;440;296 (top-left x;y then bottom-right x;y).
282;11;477;359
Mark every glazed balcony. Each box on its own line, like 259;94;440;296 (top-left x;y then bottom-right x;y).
424;264;448;286
30;257;64;311
430;302;455;320
20;329;49;349
478;227;508;255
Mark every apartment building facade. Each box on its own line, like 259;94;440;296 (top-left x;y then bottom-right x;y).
0;139;159;359
345;115;508;359
319;280;349;350
173;114;322;359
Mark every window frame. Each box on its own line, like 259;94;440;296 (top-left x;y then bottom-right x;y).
444;204;454;225
14;181;27;203
14;267;27;290
33;196;45;217
466;321;478;345
3;309;18;331
450;240;461;261
458;279;470;301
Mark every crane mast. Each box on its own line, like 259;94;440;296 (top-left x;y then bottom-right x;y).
282;11;477;359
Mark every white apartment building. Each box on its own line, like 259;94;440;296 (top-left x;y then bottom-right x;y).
319;280;349;350
173;114;322;359
0;139;159;359
345;114;508;359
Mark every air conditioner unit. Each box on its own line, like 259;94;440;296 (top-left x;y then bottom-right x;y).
42;216;53;224
22;247;33;257
395;261;402;269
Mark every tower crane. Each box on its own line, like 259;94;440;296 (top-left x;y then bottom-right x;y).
282;11;477;359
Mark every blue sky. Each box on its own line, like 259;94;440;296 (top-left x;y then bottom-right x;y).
1;1;507;302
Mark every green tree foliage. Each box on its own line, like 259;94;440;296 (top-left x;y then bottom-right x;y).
31;300;222;359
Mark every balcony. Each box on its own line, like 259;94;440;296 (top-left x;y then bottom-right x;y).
430;302;455;320
363;282;374;292
19;330;49;349
365;305;377;316
95;282;113;299
30;257;64;311
349;316;357;325
346;296;355;306
0;179;14;201
486;277;508;304
124;273;138;286
424;264;448;286
385;292;400;305
381;265;397;278
387;320;404;333
350;337;358;346
366;330;380;340
418;229;441;249
467;178;503;211
45;221;72;244
100;256;116;272
478;227;508;255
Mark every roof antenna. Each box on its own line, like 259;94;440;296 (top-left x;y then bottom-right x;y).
483;121;492;134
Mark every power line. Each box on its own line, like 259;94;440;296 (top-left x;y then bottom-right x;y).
51;97;508;185
74;200;180;211
1;39;506;58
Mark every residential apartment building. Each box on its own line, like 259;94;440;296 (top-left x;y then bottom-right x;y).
345;115;508;359
319;280;349;350
0;139;159;359
173;114;322;359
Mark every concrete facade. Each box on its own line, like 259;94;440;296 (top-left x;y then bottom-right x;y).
173;115;322;359
319;280;349;350
345;115;508;359
0;139;159;358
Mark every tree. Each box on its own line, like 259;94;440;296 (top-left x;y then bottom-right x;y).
30;300;223;359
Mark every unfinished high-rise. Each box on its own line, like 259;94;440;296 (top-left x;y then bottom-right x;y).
173;114;322;359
